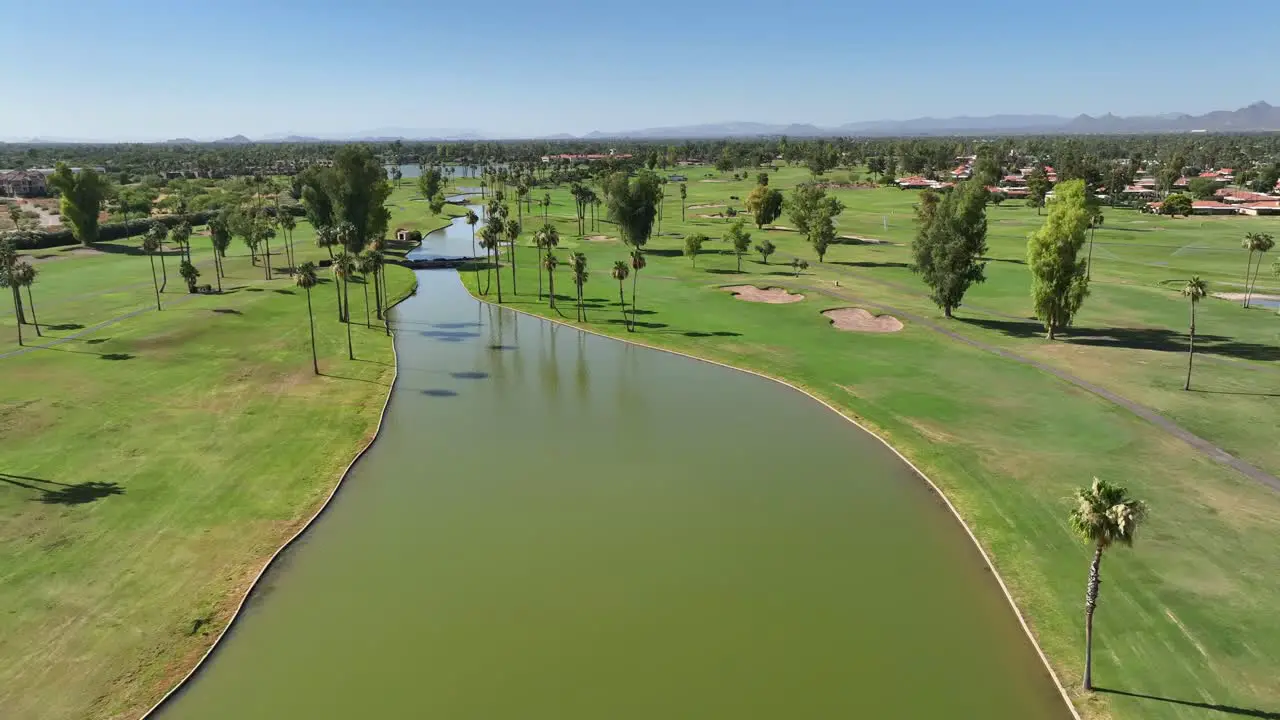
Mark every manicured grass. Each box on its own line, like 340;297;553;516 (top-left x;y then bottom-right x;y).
0;206;454;720
456;166;1280;720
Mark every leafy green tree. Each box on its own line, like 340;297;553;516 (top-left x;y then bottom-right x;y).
791;257;808;277
683;232;707;268
295;261;321;375
1028;179;1092;339
12;261;39;337
47;163;108;245
1158;155;1185;196
1186;176;1219;200
331;145;392;253
300;166;337;229
332;251;357;359
810;204;838;262
603;169;661;328
429;191;447;215
1068;478;1147;691
787;183;825;236
1181;276;1207;390
140;227;163;311
1161;192;1193;217
570;251;589;322
911;180;989;318
543;251;560;310
755;237;776;264
1242;232;1274;308
178;259;200;294
756;172;769;186
725;220;752;272
1025;166;1050;214
746;186;784;230
416;166;444;202
611;260;630;324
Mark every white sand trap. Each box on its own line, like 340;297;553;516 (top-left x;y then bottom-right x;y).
585;234;616;242
823;308;903;333
723;285;805;304
687;203;725;210
1213;292;1280;303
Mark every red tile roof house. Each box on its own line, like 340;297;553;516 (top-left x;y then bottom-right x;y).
1221;191;1276;204
0;170;48;197
896;176;934;189
1191;200;1242;215
1238;202;1280;216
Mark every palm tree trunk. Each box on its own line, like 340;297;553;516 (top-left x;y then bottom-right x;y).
159;244;168;291
537;252;544;300
344;279;353;360
630;270;639;332
548;270;556;309
306;289;318;375
264;236;272;279
1185;302;1196;390
1243;251;1255;307
471;225;480;290
1083;543;1104;691
1247;254;1266;309
9;285;23;325
12;298;21;346
212;245;223;292
1086;225;1096;280
25;286;40;337
149;255;161;310
495;247;504;304
363;279;371;328
373;270;383;320
510;241;518;295
618;281;626;320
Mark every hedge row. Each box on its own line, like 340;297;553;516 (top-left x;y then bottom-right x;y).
7;205;303;250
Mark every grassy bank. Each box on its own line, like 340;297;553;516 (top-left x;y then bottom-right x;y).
0;202;453;719
455;166;1280;720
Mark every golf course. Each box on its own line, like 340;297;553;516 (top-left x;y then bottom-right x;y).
1;164;1278;720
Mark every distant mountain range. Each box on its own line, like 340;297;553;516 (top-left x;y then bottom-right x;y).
5;102;1279;144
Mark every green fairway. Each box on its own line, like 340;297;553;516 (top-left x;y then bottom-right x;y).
0;193;455;720
453;165;1280;720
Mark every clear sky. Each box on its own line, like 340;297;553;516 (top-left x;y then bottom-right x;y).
5;0;1279;140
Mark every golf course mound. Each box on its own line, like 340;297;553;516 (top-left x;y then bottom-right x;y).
822;307;904;333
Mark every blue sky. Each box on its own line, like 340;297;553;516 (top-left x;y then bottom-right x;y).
5;0;1279;140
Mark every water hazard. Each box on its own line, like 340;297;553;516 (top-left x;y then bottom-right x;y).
154;211;1070;718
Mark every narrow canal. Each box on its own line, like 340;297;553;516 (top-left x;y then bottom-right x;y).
154;208;1070;718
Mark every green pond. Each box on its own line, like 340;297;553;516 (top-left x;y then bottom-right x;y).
154;211;1070;719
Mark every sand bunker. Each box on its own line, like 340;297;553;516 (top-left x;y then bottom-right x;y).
823;308;903;333
687;203;725;210
585;234;616;242
1213;292;1280;303
723;285;805;304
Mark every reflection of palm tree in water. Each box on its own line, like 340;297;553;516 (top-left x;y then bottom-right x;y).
541;322;560;404
575;330;589;404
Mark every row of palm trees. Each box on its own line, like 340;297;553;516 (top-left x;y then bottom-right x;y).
0;237;39;346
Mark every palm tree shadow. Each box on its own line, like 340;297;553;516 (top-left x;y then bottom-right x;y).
1095;687;1280;719
0;473;125;505
957;317;1280;362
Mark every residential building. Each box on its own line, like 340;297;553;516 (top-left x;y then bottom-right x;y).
0;170;48;197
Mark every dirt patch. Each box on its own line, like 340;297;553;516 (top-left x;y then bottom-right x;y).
27;247;105;263
723;285;805;304
822;307;903;333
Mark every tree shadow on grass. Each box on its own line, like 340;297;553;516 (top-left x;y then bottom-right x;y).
273;289;296;295
45;323;84;331
683;331;742;338
982;256;1027;265
212;308;242;315
1094;687;1280;719
100;353;134;361
958;317;1280;362
0;473;125;505
704;268;746;275
643;248;684;258
830;260;911;269
606;319;669;329
84;338;109;345
1193;389;1280;398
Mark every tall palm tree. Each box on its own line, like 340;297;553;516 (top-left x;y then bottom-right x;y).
279;210;297;273
207;217;228;292
679;183;688;221
0;238;24;330
12;261;38;337
295;261;321;375
1242;232;1261;307
465;208;480;288
479;218;502;302
335;223;358;320
362;250;385;321
1244;232;1274;308
543;251;559;311
260;225;276;280
629;250;646;332
316;224;343;321
357;252;376;327
147;224;169;292
542;193;551;225
332;252;357;359
505;219;521;295
141;228;163;310
611;260;630;327
1068;478;1148;691
1182;276;1207;390
656;188;665;236
534;223;559;300
570;251;588;322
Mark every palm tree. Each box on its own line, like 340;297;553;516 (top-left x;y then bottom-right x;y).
480;218;503;302
279;210;297;273
1085;212;1103;280
335;223;358;319
1068;478;1147;692
260;225;276;280
148;224;169;292
534;223;560;300
679;183;688;221
357;252;377;327
1244;232;1274;308
611;260;630;327
178;260;200;294
1182;276;1207;390
542;193;551;225
12;261;39;337
465;209;480;288
543;251;559;310
505;219;521;295
295;261;321;375
316;224;343;321
333;251;357;359
141;228;163;310
570;251;588;322
169;221;193;264
362;250;385;322
656;188;665;236
1242;232;1261;307
207;217;228;292
629;250;646;332
0;239;25;330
